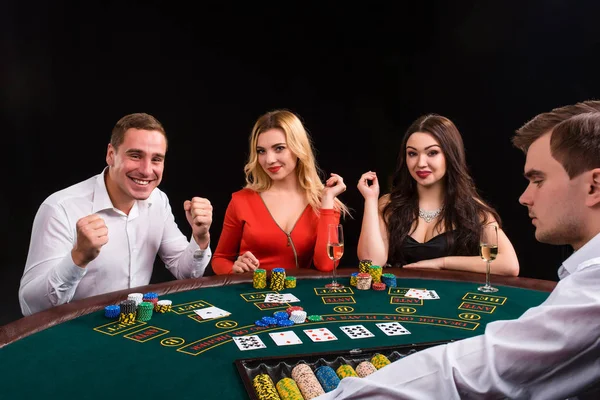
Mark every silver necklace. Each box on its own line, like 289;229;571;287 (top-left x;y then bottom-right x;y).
419;208;442;223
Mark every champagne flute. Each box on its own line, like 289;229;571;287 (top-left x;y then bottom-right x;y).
478;224;499;293
325;224;344;289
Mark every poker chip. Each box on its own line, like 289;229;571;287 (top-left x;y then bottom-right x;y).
253;269;267;289
289;310;307;324
368;265;383;283
254;320;269;327
261;316;278;326
356;273;372;290
277;319;294;327
276;377;303;400
270;268;286;291
315;366;340;392
252;374;280;400
273;311;290;320
286;306;303;316
127;293;143;306
349;272;359;287
284;276;297;289
136;301;154;321
119;299;137;314
382;273;397;288
307;315;323;322
355;361;378;377
292;364;325;399
336;364;358;379
104;305;120;318
118;312;136;324
372;282;386;291
371;353;391;369
155;299;172;313
358;259;372;274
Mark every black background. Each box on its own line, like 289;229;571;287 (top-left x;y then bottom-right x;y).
2;1;599;326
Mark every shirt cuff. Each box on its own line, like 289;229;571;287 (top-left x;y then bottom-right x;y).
53;254;88;284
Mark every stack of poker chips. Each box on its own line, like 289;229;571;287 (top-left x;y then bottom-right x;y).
358;259;372;274
356;273;372;290
382;273;397;288
355;361;378;377
284;276;296;289
252;374;280;400
276;377;304;400
372;282;386;291
127;293;143;306
255;313;295;328
315;366;341;392
336;364;358;379
119;299;137;324
253;269;267;289
371;353;391;369
270;268;286;291
349;272;359;287
136;301;154;321
289;310;307;324
368;265;383;283
286;306;303;316
291;364;325;399
154;299;172;313
104;304;120;318
142;292;159;306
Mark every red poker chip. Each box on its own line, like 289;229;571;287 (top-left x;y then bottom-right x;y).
372;282;386;291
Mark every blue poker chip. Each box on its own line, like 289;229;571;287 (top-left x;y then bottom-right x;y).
273;311;289;320
143;292;158;299
351;272;359;277
255;320;269;327
104;305;120;318
277;319;294;327
272;268;285;273
261;316;278;325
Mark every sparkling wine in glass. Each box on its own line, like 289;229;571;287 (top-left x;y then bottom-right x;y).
325;224;344;289
478;224;499;293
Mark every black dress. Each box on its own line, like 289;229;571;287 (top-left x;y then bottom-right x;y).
399;231;477;265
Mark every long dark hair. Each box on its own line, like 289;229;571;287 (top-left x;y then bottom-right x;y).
383;114;500;266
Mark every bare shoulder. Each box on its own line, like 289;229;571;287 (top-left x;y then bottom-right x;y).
378;194;391;207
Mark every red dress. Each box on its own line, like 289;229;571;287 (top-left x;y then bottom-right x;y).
212;188;340;274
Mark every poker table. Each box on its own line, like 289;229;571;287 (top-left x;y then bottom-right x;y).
0;268;555;399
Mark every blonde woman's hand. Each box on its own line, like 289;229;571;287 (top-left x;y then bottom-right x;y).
357;171;379;200
322;173;346;203
233;251;260;273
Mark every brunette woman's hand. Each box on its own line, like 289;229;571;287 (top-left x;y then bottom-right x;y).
357;171;379;200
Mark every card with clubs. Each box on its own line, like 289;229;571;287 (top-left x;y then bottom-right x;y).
303;328;338;342
232;335;267;351
269;331;303;346
339;325;375;339
376;322;411;336
194;306;231;319
264;293;301;303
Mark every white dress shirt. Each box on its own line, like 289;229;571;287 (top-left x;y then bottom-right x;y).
317;232;600;400
19;170;211;316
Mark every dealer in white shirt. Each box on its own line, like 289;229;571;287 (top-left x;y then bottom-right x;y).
316;103;600;400
19;113;213;316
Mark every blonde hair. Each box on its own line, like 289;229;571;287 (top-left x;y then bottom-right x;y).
244;110;348;216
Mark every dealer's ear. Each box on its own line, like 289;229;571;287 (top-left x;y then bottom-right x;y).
585;168;600;207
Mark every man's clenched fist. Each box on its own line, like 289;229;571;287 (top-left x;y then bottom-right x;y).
71;214;108;268
184;197;212;249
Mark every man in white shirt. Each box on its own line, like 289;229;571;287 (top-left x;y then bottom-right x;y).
316;101;600;400
19;113;213;316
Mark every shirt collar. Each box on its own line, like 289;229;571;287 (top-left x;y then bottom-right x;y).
559;231;600;279
92;167;153;215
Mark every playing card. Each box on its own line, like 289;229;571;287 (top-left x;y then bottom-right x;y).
376;322;411;336
269;331;303;346
339;325;375;339
264;293;301;303
303;328;338;342
425;290;440;300
232;335;267;351
404;289;440;300
194;306;231;319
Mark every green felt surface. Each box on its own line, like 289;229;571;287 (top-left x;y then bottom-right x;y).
0;277;549;399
